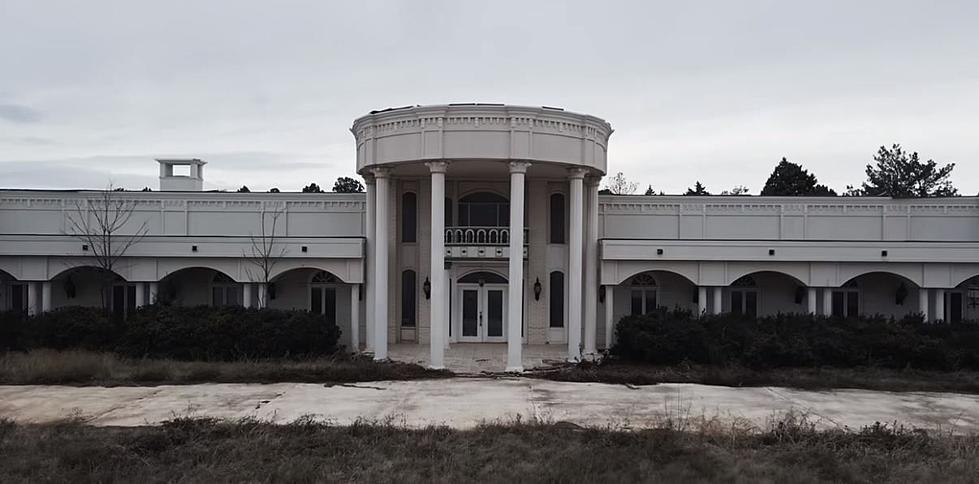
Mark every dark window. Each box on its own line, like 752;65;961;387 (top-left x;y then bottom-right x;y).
950;292;963;323
401;270;416;327
112;285;125;319
324;288;336;325
458;192;509;227
402;192;417;243
445;197;453;227
730;289;757;316
10;283;26;313
311;287;323;314
831;291;845;317
845;291;859;318
550;193;565;244
831;290;860;318
457;271;507;284
549;271;564;328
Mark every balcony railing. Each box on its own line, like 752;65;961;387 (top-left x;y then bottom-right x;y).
444;226;529;246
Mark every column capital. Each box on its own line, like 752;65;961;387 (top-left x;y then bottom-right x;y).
584;175;602;187
568;167;588;180
370;167;391;178
363;173;376;185
426;160;449;173
509;160;531;174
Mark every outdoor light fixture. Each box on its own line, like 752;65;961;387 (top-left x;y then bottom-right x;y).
268;282;277;300
64;276;76;299
534;277;542;300
423;277;431;299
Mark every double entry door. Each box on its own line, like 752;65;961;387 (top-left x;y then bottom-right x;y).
457;283;507;342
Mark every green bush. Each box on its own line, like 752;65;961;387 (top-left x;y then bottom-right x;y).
118;305;342;360
1;305;341;361
612;308;979;371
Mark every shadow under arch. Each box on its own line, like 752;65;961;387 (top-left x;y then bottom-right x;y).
615;268;697;287
725;270;807;287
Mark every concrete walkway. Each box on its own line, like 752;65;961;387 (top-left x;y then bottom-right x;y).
2;378;978;432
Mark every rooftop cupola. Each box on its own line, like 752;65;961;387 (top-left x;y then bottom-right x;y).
157;158;206;191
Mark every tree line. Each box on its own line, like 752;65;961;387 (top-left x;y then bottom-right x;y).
603;144;959;198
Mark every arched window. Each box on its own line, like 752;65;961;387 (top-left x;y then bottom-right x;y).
730;275;757;317
549;271;564;328
549;193;565;244
211;273;241;307
458;192;509;227
310;271;338;325
402;192;417;243
630;273;657;316
401;270;417;327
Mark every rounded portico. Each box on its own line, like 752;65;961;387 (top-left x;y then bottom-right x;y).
352;104;613;370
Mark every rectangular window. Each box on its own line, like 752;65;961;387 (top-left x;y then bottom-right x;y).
549;272;564;328
845;291;859;318
10;284;26;313
402;193;417;243
324;288;337;325
831;291;845;317
401;271;416;327
745;291;758;317
731;291;744;315
112;285;126;319
950;292;963;323
644;291;657;314
226;287;241;306
311;287;323;314
630;290;643;316
549;193;565;244
832;290;859;318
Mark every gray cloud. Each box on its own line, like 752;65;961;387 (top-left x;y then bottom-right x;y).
0;104;41;123
0;0;976;194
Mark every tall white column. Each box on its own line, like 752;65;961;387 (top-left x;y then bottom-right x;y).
134;283;145;308
507;161;531;372
427;161;448;369
242;283;253;308
350;284;360;352
364;175;376;352
934;289;946;322
807;287;817;314
697;286;708;316
604;285;615;350
712;286;723;315
373;168;391;360
583;177;600;357
257;284;267;308
149;282;159;304
41;282;52;312
27;282;38;316
919;288;930;322
822;288;833;316
567;168;586;362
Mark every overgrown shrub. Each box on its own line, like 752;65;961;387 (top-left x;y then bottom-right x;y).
613;308;979;371
0;305;341;361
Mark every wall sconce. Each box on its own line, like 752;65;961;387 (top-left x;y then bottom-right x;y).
423;277;431;299
533;278;542;301
268;282;277;300
794;286;805;304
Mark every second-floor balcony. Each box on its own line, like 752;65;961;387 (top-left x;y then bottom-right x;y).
444;226;529;246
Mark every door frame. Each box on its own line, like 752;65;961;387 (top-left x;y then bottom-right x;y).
454;282;508;343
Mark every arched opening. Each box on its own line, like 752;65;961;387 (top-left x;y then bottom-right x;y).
457;271;508;284
50;266;130;316
458;192;509;227
725;271;808;317
629;273;659;316
157;267;238;307
838;272;920;319
0;269;26;313
948;276;979;323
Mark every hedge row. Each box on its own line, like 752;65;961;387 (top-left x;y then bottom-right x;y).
613;309;979;371
0;305;341;360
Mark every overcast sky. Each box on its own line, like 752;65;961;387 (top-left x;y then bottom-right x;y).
1;1;976;194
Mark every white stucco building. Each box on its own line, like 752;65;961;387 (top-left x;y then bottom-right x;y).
2;104;979;370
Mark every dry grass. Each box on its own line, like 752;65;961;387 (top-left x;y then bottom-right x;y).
0;414;977;483
0;349;450;386
532;361;979;394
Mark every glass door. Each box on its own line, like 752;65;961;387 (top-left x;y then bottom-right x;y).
456;283;508;342
483;285;507;342
459;285;482;342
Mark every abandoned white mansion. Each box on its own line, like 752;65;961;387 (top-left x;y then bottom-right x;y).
2;104;979;370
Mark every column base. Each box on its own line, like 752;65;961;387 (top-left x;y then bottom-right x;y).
428;364;446;371
505;366;524;373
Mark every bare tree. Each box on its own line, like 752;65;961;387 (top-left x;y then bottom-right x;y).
604;172;638;195
63;185;149;311
245;207;288;308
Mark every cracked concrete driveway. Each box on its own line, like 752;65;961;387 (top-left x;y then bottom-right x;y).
1;378;978;432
